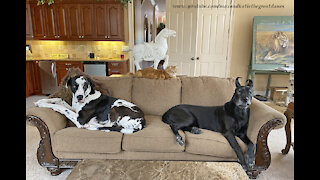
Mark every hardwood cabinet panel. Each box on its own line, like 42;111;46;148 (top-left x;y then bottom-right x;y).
30;4;47;38
94;4;107;39
55;4;69;39
45;5;57;39
26;61;42;97
28;1;124;41
56;61;83;84
107;61;128;76
26;4;33;40
67;4;81;39
80;4;95;39
106;4;124;40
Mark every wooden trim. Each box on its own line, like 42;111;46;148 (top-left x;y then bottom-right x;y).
26;115;63;175
248;119;283;179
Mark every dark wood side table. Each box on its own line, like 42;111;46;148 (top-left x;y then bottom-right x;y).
281;102;294;154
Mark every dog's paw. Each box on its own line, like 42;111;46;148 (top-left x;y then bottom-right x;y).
34;98;48;107
191;127;202;134
245;153;255;169
176;136;185;146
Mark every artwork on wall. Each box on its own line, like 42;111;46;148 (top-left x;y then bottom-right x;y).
251;16;294;70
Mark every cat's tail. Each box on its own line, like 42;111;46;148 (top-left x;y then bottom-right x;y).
134;71;143;77
125;72;134;76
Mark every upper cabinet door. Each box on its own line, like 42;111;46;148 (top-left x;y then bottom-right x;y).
55;4;69;39
45;5;58;39
106;4;124;40
26;4;33;40
79;4;95;39
67;4;81;39
30;4;47;38
94;4;108;39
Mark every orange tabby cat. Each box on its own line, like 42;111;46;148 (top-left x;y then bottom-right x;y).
134;66;177;80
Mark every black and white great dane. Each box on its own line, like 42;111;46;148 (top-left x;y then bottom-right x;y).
162;77;255;173
35;75;146;134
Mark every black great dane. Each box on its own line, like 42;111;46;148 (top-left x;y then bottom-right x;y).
162;77;255;173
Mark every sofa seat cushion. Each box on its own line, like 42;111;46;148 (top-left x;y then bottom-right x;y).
122;115;185;153
52;127;123;154
185;129;247;158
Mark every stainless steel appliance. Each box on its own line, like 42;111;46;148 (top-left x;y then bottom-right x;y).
38;61;58;95
83;61;107;76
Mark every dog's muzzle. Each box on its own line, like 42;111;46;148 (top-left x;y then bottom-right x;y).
77;95;84;103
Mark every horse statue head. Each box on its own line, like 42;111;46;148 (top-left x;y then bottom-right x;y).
155;28;176;43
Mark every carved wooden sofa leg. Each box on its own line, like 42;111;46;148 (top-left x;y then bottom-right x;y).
247;119;283;179
26;115;71;176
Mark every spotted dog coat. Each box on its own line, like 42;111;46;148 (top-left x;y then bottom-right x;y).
35;76;146;134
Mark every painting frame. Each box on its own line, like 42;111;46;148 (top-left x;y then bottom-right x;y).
251;16;294;70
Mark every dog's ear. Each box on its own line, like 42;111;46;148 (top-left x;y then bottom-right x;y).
235;77;241;88
65;78;71;89
246;79;253;89
87;77;95;94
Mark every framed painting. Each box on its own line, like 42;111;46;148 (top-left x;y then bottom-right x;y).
251;16;294;70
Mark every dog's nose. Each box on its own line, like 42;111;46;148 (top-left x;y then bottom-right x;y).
77;95;83;101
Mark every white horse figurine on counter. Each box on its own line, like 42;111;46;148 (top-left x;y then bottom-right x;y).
132;28;176;70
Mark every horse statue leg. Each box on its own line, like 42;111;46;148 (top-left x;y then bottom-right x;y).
163;55;169;70
153;59;161;69
134;58;143;70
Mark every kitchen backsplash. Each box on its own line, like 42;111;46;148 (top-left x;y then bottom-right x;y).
26;40;129;59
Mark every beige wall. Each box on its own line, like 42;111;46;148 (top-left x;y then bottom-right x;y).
230;0;294;91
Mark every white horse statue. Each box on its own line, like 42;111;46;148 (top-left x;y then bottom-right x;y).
132;28;176;70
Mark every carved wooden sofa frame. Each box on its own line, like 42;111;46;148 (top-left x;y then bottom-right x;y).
26;113;283;179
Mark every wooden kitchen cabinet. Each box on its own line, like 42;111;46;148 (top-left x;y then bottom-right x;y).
26;61;42;97
106;4;124;40
26;4;34;40
108;61;128;76
27;1;124;41
93;3;124;40
30;3;47;39
56;61;83;84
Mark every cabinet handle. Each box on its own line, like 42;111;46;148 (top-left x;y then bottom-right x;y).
105;36;108;39
191;57;195;61
79;36;81;38
196;57;199;60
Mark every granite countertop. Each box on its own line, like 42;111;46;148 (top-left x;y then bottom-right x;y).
26;57;129;62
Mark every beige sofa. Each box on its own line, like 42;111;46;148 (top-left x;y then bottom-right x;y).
26;76;286;179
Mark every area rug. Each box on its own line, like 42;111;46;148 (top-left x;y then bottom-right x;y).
66;159;249;180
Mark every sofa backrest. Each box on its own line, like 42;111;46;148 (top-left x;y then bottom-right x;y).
180;76;236;106
131;78;182;116
92;76;236;116
92;76;133;102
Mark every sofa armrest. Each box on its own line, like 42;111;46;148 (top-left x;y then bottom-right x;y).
26;107;67;135
26;107;68;175
245;98;287;176
247;98;286;145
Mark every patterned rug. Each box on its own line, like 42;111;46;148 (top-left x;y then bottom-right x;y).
66;159;249;180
